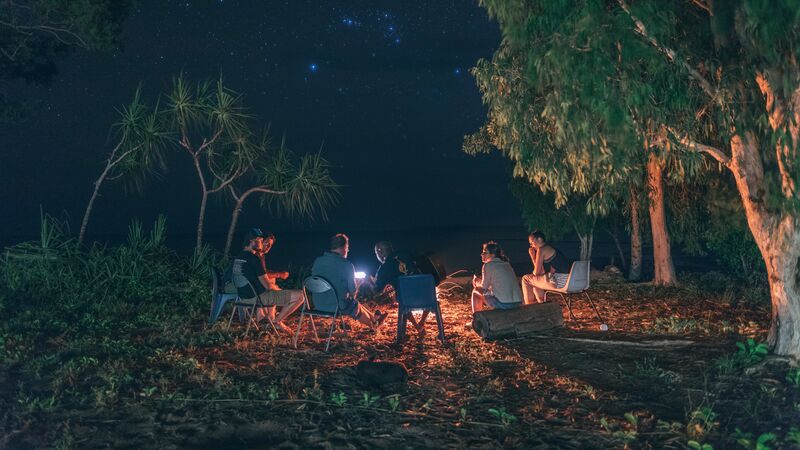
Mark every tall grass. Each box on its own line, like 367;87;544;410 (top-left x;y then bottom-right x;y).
0;214;227;444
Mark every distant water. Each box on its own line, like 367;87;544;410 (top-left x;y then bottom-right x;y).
2;226;725;278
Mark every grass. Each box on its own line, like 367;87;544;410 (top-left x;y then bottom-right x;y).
1;215;796;448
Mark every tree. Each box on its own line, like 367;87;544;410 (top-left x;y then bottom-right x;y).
510;179;598;261
477;0;800;356
1;0;131;121
124;75;339;254
221;137;339;260
78;88;168;245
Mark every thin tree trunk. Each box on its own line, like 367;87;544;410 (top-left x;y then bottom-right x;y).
629;188;642;281
223;186;288;260
608;226;627;272
647;152;677;286
78;142;136;245
224;194;247;261
192;156;208;254
578;231;593;261
78;168;110;246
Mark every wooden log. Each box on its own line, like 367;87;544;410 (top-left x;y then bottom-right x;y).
472;302;564;339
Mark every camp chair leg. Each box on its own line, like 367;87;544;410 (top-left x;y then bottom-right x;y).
434;305;445;343
561;293;578;322
324;312;337;352
583;291;603;322
309;316;320;342
244;303;260;335
293;310;306;348
226;303;237;330
396;310;408;343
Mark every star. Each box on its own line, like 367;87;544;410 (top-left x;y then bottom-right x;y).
309;63;318;73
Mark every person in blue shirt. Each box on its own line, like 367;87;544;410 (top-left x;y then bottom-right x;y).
311;233;387;329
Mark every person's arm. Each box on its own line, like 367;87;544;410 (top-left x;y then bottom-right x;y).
528;246;537;268
481;262;494;294
374;263;393;292
533;246;545;275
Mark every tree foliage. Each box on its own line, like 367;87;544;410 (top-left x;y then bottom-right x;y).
0;0;131;121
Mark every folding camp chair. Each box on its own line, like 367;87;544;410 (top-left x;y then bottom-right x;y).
293;275;346;352
209;267;238;324
396;274;445;343
226;259;278;335
542;260;603;323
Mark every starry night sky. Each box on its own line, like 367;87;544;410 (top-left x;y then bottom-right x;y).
1;0;522;243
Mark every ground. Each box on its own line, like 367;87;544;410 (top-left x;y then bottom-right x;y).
2;270;799;449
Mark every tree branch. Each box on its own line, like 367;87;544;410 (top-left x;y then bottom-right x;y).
666;126;731;167
616;0;718;100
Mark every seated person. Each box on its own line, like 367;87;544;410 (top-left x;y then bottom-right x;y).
235;228;304;333
472;241;523;313
310;233;387;329
254;230;290;321
371;241;429;333
521;231;571;303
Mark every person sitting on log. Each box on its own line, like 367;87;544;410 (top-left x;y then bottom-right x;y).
521;230;571;304
471;241;523;313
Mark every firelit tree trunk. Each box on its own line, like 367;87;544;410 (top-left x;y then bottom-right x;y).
729;132;800;357
629;189;643;281
731;68;800;356
647;152;677;286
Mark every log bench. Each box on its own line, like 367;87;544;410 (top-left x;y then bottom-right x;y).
472;302;564;339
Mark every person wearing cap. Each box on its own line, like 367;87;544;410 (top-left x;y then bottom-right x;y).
311;233;387;330
236;228;304;333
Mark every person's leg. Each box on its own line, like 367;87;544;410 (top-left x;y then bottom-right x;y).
471;289;486;314
274;290;305;324
527;274;555;302
522;274;536;304
353;303;375;327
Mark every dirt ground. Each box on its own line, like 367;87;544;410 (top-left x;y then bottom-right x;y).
4;271;799;449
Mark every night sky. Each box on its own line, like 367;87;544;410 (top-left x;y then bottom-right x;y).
1;0;522;244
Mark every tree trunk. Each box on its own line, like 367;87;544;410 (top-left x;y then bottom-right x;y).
578;232;593;261
191;156;209;254
629;189;643;281
729;131;800;357
647;152;677;286
608;226;627;272
78;168;110;246
195;191;208;254
224;194;248;260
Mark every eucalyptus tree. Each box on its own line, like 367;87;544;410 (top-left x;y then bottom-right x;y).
477;0;800;356
78;89;168;245
221;137;339;260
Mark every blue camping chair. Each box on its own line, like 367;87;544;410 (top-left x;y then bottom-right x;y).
293;275;346;352
209;267;238;323
396;274;445;343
